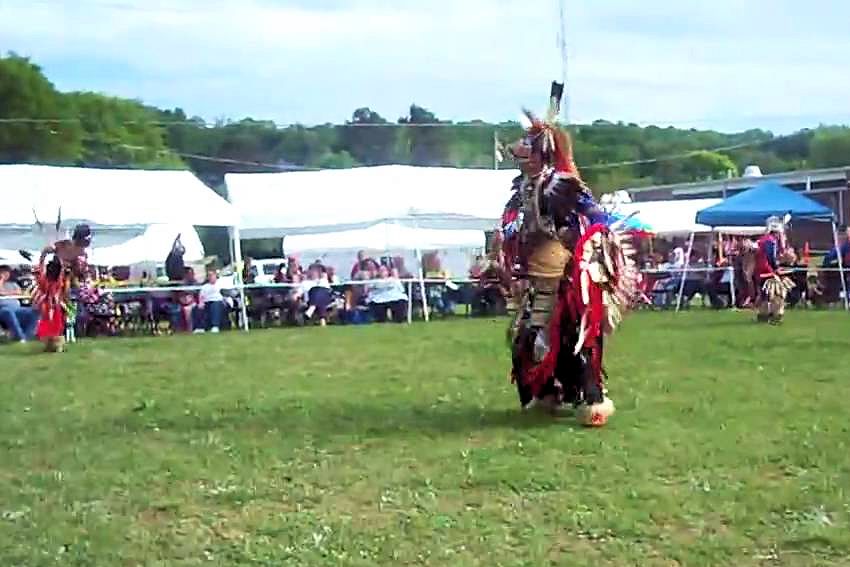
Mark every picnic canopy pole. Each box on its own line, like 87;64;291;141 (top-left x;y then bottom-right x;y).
831;221;849;311
230;226;250;331
406;281;413;324
675;231;696;312
415;248;430;322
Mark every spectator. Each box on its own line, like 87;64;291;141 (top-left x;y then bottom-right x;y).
286;256;302;281
822;225;850;267
326;266;340;285
193;269;227;334
0;265;39;343
273;263;288;284
423;252;455;316
169;266;197;332
367;265;408;323
392;256;413;279
297;264;332;326
242;257;257;285
669;239;686;269
351;250;368;279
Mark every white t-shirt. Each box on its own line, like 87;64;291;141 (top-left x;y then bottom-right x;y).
299;277;330;297
671;247;685;268
199;280;224;304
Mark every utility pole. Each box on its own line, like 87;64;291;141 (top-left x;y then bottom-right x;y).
558;0;569;124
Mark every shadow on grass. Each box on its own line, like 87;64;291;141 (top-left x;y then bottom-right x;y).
104;400;574;441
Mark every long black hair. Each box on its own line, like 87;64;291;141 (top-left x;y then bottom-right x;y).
45;255;63;282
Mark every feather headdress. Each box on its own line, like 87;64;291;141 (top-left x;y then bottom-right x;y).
517;81;580;177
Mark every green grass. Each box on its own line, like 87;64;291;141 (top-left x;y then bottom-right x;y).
1;311;850;566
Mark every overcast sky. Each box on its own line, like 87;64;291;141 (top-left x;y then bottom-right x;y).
1;0;848;133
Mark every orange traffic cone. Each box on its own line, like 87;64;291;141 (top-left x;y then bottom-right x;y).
803;241;811;266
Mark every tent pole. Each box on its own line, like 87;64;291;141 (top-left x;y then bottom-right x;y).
406;280;413;324
416;249;430;322
832;221;849;311
675;231;695;312
230;226;250;331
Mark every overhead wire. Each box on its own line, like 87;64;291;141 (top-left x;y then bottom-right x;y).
0;119;799;172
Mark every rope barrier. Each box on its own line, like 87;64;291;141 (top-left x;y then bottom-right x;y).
3;266;847;301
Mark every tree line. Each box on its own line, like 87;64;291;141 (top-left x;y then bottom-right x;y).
3;52;850;199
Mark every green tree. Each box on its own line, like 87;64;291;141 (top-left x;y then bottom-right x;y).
680;150;738;180
0;53;83;162
340;107;400;165
68;91;182;168
398;104;452;166
809;126;850;168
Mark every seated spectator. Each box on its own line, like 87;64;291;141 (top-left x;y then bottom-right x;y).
193;268;227;333
273;263;288;284
286;256;303;281
392;256;413;279
423;252;455;316
326;266;340;285
296;264;332;326
76;270;118;336
169;267;198;332
367;266;408;323
0;265;39;343
469;256;508;316
822;226;850;268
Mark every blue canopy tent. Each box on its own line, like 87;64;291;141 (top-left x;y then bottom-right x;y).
674;182;846;311
695;182;833;226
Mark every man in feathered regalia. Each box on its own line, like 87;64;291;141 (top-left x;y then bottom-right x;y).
500;82;638;427
755;215;794;325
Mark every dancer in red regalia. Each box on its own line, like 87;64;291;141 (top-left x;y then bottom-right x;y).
500;82;639;426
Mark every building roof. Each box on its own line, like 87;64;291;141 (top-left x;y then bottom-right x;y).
626;165;850;201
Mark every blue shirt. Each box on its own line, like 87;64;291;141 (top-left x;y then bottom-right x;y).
822;241;850;267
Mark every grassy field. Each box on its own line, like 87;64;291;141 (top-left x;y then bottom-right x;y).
1;311;849;566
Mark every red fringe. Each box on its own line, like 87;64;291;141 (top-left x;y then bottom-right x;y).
520;224;609;396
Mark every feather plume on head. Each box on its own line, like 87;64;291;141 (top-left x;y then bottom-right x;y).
510;81;580;178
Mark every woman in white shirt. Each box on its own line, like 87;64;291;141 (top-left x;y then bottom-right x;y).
367;266;408;323
296;264;332;326
194;269;226;333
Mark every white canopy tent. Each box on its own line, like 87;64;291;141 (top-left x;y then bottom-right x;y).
285;221;486;289
608;199;762;236
0;165;249;329
226;165;517;237
0;165;237;228
605;198;762;312
226;166;515;323
284;222;485;254
88;224;205;267
0;249;32;266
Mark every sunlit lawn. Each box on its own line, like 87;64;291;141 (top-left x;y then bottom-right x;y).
1;311;849;566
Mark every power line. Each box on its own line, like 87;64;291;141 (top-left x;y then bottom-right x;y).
0;118;811;171
581;140;771;170
0;117;515;128
112;135;789;173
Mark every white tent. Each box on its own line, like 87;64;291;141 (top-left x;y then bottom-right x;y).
0;165;249;329
226;165;517;237
608;199;762;235
284;222;485;253
0;249;31;266
0;164;238;228
88;224;204;267
285;221;485;283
